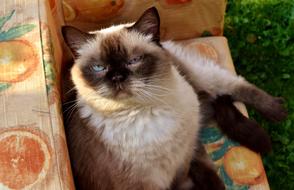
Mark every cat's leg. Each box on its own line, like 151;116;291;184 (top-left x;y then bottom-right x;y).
170;141;224;190
193;63;286;122
180;57;285;121
170;154;194;190
188;142;225;190
233;83;287;122
188;159;225;190
165;41;287;122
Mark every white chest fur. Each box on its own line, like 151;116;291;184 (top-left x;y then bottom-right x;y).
80;104;178;149
77;67;200;189
79;102;197;188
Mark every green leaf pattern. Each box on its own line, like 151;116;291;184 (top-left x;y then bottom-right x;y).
0;10;36;92
0;10;15;30
0;24;35;41
201;124;249;189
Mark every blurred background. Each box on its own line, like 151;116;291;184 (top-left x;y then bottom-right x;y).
224;1;294;189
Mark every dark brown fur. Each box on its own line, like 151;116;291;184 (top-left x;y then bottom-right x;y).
234;84;287;122
188;142;225;190
212;95;272;154
188;158;225;190
61;26;96;58
127;7;161;44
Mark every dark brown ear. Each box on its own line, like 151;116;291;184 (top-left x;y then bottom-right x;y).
128;7;160;43
62;25;96;57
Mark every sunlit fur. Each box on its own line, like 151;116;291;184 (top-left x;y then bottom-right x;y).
69;24;200;190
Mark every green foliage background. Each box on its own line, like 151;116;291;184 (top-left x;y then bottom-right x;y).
224;0;294;189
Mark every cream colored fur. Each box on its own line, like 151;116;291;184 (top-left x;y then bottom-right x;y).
162;41;248;98
69;23;203;189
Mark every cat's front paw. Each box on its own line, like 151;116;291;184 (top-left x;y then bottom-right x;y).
190;173;225;190
189;159;225;190
259;97;288;122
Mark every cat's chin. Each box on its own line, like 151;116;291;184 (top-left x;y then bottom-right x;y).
111;90;133;100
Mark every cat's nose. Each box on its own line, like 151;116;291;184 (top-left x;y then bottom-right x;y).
111;74;125;82
107;68;129;83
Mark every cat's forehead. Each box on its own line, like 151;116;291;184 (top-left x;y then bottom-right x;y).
77;24;156;66
99;34;128;63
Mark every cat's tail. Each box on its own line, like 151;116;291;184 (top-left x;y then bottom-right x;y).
212;95;272;154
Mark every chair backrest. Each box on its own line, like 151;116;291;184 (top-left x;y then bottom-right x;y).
62;0;227;40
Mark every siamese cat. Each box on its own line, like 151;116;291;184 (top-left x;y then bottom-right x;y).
62;7;287;190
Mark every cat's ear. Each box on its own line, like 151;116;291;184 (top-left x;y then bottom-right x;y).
128;7;160;43
62;25;96;57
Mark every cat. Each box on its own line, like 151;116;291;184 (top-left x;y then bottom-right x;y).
62;7;287;190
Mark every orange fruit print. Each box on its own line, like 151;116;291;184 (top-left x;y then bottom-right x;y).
65;0;124;21
223;146;265;185
0;40;38;83
62;1;76;21
0;128;51;189
189;42;219;63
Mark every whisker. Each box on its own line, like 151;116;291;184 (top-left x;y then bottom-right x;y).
63;99;78;106
65;86;77;95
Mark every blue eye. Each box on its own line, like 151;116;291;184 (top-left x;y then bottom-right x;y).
92;65;105;72
128;55;143;65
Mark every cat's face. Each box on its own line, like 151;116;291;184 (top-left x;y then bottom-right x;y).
63;8;172;103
